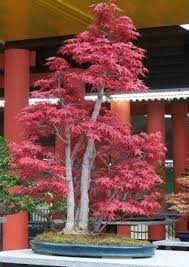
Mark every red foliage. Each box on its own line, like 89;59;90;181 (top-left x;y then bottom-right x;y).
9;141;67;204
9;2;165;224
167;168;189;214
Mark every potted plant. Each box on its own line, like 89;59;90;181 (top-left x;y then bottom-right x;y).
8;1;165;258
167;168;189;241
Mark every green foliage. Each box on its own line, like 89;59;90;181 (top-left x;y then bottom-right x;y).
0;136;18;188
0;136;43;215
49;199;67;217
35;231;150;246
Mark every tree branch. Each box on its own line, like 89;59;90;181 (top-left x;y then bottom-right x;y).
56;72;65;108
91;88;104;122
54;126;68;144
89;145;97;171
71;136;84;165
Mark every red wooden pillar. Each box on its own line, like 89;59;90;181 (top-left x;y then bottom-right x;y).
147;101;165;137
172;101;188;234
111;101;130;125
3;49;30;250
147;100;166;241
111;100;131;238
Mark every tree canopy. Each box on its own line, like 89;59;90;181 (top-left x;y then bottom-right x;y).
9;1;165;233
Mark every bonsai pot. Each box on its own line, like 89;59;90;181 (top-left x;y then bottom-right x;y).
31;240;156;258
178;231;189;242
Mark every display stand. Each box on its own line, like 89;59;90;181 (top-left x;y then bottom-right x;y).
0;249;189;267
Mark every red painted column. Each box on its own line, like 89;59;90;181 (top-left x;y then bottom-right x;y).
147;100;166;241
111;100;131;238
111;101;130;125
172;101;188;234
147;101;165;138
3;49;30;250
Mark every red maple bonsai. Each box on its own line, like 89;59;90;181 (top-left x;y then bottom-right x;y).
9;2;165;234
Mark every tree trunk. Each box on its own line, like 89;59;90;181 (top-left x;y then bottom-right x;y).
78;140;94;231
78;89;104;231
64;128;75;233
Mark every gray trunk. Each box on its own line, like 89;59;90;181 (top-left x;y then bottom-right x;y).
64;128;75;232
78;89;104;231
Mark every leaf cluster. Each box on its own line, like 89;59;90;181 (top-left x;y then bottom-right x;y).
167;167;189;214
0;137;45;215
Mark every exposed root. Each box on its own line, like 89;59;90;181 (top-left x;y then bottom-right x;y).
60;227;90;236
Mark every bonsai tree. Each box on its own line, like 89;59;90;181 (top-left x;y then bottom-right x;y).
167;167;189;214
9;1;165;234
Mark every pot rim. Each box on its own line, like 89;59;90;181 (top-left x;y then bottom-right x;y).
31;239;156;249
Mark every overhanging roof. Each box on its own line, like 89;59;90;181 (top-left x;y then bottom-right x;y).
85;89;189;102
1;0;189;42
0;89;187;108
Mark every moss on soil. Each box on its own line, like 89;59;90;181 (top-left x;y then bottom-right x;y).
35;231;150;246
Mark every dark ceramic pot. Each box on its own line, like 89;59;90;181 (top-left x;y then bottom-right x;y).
31;240;156;258
178;231;189;242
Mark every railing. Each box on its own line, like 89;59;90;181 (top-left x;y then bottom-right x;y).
30;208;50;222
130;223;175;240
30;211;177;241
131;225;148;240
